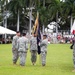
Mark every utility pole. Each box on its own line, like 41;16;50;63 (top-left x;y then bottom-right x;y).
28;0;34;35
26;7;34;36
3;0;9;43
42;0;45;34
3;0;7;43
56;12;58;35
17;9;19;31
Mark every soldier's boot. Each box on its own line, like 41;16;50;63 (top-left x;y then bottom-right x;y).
32;62;34;65
13;62;17;65
72;69;75;72
32;62;36;65
20;64;25;66
42;64;45;66
72;65;75;72
20;63;25;66
13;60;16;64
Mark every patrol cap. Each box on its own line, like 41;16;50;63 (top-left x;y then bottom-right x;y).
16;31;20;33
43;34;47;37
22;32;26;36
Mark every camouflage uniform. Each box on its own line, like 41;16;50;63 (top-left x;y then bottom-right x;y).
72;37;75;69
30;36;37;64
17;36;28;66
12;35;19;64
40;39;48;66
73;43;75;68
71;36;75;69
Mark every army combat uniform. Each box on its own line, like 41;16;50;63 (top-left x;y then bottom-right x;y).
70;35;75;69
12;35;20;64
17;36;28;66
40;38;48;66
30;36;37;65
73;41;75;69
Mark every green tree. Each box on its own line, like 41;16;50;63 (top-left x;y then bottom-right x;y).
0;0;2;23
61;0;75;30
7;0;26;31
48;0;62;21
33;0;50;32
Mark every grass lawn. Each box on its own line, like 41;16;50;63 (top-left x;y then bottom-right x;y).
0;44;75;75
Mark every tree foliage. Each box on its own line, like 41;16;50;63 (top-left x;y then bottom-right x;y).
1;0;75;31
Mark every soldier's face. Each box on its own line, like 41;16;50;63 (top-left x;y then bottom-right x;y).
32;33;34;36
17;33;20;36
43;36;46;39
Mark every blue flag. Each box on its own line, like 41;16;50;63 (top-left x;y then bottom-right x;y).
32;12;41;54
37;26;41;54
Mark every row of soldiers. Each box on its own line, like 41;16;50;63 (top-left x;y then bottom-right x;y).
12;31;48;66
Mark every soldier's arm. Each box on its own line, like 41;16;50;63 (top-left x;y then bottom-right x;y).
25;39;28;50
70;40;74;49
16;40;19;50
40;40;45;47
30;39;32;48
12;37;16;50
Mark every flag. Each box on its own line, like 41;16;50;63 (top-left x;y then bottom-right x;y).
32;12;41;54
37;26;41;54
71;20;75;34
32;12;39;34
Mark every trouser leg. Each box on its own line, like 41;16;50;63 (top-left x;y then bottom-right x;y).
73;50;75;68
12;50;18;64
31;50;37;63
41;51;47;66
19;52;27;66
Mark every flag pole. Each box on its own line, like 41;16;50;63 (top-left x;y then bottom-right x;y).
37;11;41;64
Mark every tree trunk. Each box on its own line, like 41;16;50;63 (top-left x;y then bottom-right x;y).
4;17;7;43
56;12;58;35
17;10;19;31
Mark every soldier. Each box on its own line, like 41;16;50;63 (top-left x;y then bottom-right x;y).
17;33;28;66
40;35;48;66
12;31;20;65
30;33;37;65
71;35;75;72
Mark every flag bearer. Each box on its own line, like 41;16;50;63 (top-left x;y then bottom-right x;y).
30;33;37;65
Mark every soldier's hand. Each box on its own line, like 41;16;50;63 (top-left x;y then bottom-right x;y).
25;50;27;53
12;48;16;50
70;45;73;49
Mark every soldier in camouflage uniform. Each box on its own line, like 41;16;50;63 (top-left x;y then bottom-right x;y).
71;35;75;72
12;31;20;64
17;33;28;66
30;33;37;65
40;35;48;66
